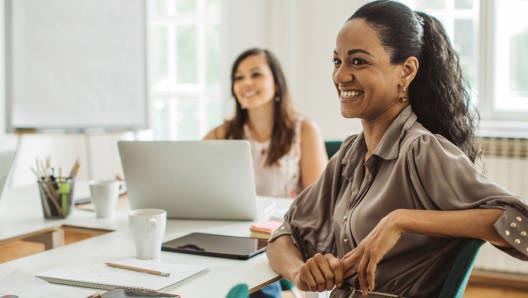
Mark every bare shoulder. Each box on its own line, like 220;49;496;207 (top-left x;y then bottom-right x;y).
300;118;323;140
204;122;228;140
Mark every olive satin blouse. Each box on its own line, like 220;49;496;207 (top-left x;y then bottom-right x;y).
270;106;528;297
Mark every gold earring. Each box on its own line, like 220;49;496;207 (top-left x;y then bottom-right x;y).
399;85;407;104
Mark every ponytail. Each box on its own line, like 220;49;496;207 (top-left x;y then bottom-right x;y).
410;12;479;162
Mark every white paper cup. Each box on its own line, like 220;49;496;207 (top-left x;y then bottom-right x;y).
89;180;119;218
128;209;167;259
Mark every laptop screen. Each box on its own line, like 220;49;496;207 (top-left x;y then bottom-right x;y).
118;140;258;220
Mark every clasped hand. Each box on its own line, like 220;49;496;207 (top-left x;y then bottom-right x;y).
291;212;403;295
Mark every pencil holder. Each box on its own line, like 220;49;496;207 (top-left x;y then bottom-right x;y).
38;178;75;219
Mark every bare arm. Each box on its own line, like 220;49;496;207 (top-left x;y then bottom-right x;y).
300;120;328;189
394;208;509;246
266;236;306;283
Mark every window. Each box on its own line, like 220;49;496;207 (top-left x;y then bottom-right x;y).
148;0;223;140
492;0;528;114
398;0;480;102
399;0;528;134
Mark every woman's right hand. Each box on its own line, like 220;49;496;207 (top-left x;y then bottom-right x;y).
291;253;344;292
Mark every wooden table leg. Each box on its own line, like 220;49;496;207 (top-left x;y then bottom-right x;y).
25;228;64;249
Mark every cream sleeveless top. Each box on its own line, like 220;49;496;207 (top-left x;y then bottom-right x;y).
243;116;303;198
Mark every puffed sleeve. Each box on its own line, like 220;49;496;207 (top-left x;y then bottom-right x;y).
407;133;528;260
269;135;357;259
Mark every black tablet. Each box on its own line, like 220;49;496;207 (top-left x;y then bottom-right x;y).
162;233;267;260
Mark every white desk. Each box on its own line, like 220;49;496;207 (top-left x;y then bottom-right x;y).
0;184;291;297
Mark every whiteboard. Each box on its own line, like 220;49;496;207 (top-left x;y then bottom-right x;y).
5;0;148;130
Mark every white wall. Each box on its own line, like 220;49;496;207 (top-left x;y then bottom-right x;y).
223;0;270;64
220;0;270;119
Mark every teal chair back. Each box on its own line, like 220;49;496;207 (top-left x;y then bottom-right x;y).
226;284;249;298
325;140;343;159
438;239;484;298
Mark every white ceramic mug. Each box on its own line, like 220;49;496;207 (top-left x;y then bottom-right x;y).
89;180;119;218
128;209;167;259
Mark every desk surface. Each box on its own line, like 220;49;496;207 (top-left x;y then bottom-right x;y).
0;184;290;297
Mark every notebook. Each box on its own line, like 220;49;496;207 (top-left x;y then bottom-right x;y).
250;221;282;234
36;258;207;291
249;221;282;239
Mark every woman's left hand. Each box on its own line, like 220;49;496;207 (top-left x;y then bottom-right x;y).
341;210;404;295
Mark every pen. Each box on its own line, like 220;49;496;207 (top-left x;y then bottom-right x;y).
105;262;170;277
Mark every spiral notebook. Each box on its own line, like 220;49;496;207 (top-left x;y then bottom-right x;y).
36;258;207;291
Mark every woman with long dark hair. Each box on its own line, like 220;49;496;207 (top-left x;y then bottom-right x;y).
267;1;528;297
205;48;328;198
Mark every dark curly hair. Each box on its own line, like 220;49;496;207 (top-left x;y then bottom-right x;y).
349;0;479;162
225;48;296;166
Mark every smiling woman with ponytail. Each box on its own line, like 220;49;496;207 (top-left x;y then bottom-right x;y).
266;1;528;297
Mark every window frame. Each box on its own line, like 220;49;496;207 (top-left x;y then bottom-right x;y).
402;0;528;137
477;0;528;137
148;0;223;140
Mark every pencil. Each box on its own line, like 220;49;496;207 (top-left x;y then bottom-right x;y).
105;262;170;277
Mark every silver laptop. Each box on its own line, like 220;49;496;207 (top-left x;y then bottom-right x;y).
118;140;258;220
0;150;16;200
